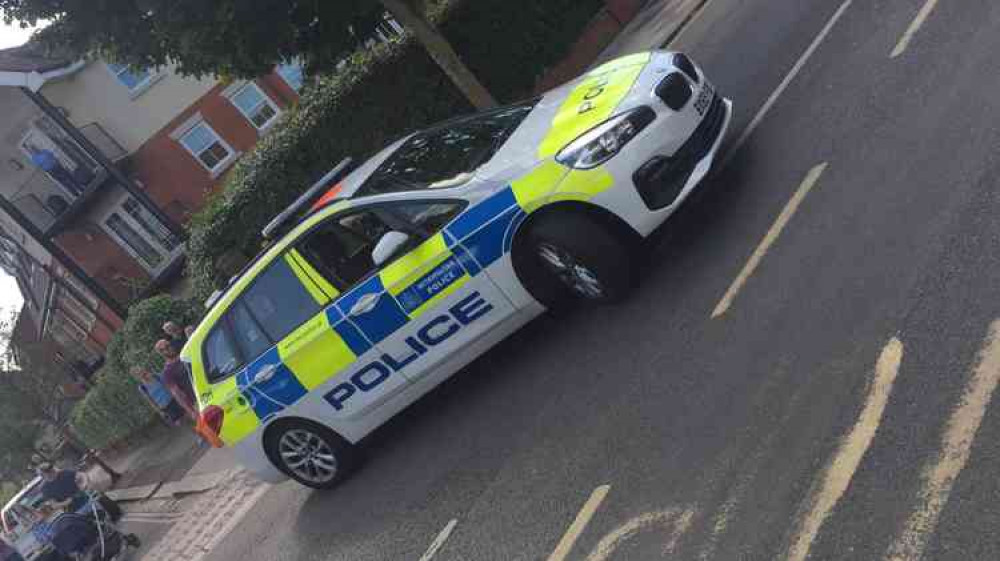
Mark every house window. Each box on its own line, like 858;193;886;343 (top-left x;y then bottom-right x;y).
122;197;180;252
56;286;97;331
229;82;280;130
106;63;152;93
101;195;182;274
276;62;305;92
179;122;233;173
60;272;100;311
106;213;163;270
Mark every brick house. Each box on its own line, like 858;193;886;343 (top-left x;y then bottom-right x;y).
0;209;121;378
0;42;304;363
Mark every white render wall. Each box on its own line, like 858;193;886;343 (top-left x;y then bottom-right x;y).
41;61;218;153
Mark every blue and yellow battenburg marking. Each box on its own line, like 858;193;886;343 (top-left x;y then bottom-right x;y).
206;167;621;445
208;181;535;444
192;49;655;445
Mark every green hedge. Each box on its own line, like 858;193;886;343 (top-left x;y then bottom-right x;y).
186;0;605;300
70;295;201;449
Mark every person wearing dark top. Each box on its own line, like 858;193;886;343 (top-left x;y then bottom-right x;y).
38;465;83;505
36;463;122;522
26;144;83;196
155;339;197;420
162;321;188;354
0;536;24;561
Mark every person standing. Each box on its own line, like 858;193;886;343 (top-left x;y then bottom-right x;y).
155;339;198;421
130;366;185;425
162;321;188;354
26;144;83;196
36;463;122;522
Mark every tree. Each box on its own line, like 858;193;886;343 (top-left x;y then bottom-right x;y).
0;314;78;481
0;0;497;109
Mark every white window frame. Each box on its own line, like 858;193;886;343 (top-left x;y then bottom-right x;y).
176;120;237;176
97;191;184;276
227;81;281;131
104;62;162;99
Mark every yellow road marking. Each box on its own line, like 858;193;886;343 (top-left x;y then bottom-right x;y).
786;337;904;561
885;320;1000;561
418;519;458;561
547;485;611;561
711;163;828;319
584;508;695;561
890;0;942;58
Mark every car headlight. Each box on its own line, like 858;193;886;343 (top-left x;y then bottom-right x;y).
555;106;656;170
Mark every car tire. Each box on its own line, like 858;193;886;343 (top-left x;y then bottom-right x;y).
264;419;359;490
516;212;637;308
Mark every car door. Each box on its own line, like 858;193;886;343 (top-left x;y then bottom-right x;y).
295;200;517;388
211;254;394;425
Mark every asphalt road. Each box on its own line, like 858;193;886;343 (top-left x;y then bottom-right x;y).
203;1;1000;559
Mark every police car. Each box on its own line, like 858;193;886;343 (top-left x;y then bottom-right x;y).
183;50;733;488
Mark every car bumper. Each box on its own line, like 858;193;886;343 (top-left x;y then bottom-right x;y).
633;94;732;210
596;93;733;238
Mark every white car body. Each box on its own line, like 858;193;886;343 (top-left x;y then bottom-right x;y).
185;50;733;483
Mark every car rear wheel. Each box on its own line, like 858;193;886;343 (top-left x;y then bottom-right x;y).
516;212;637;307
264;419;358;489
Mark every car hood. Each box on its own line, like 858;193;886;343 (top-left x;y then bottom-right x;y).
479;51;654;179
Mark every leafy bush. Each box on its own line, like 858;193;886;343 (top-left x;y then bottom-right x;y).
115;294;202;373
185;0;605;300
69;365;158;450
69;295;201;449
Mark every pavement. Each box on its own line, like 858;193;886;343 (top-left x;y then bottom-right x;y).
101;0;1000;560
596;0;712;64
79;424;250;561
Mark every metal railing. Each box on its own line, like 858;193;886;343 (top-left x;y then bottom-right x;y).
79;122;128;163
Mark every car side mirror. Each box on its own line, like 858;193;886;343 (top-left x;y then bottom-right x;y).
372;231;411;267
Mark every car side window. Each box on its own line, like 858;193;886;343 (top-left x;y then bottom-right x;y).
242;258;323;342
228;300;271;360
297;201;464;292
204;326;241;383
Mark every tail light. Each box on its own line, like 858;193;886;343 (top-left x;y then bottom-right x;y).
198;405;226;448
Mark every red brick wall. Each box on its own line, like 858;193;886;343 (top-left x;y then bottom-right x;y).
259;71;300;108
51;72;300;337
54;221;150;304
129;75;299;224
49;263;125;351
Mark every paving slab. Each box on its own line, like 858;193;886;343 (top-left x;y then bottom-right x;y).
138;469;272;561
107;483;161;503
153;471;228;499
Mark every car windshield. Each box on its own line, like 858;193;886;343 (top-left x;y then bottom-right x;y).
357;101;537;196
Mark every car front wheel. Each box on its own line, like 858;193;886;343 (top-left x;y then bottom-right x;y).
264;419;357;489
517;211;637;307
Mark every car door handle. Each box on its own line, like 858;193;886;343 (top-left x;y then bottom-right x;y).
349;292;382;317
252;363;280;385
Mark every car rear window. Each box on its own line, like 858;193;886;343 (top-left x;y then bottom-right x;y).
357;101;536;196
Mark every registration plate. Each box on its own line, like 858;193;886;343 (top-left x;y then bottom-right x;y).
694;83;714;116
